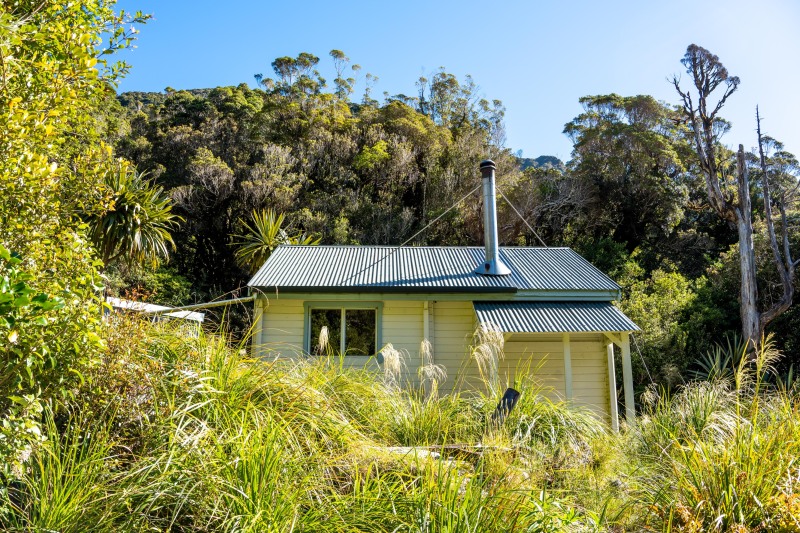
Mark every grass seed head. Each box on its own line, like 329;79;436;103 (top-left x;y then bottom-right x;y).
317;325;329;355
418;339;447;395
380;343;405;388
471;323;505;395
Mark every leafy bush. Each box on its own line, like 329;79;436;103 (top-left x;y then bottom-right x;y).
620;267;697;390
0;0;146;478
0;241;104;476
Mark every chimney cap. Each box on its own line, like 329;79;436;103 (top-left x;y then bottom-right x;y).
479;159;496;171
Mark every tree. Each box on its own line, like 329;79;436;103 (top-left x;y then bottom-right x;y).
753;110;799;331
233;209;320;274
115;54;518;299
257;52;325;99
563;94;691;252
0;0;147;471
329;49;360;100
673;44;798;349
87;162;181;268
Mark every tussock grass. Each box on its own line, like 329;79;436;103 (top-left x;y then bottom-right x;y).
2;319;798;532
1;411;120;532
635;338;800;532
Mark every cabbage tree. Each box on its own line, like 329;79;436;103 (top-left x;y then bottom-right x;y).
233;209;319;274
87;163;181;269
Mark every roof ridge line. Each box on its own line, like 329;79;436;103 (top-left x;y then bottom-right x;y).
275;244;569;249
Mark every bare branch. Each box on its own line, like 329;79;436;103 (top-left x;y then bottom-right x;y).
756;108;795;329
710;79;740;118
673;49;738;223
780;201;794;269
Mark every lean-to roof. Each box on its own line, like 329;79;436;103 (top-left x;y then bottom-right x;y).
473;301;638;333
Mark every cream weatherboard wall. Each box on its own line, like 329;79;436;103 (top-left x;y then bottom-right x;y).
430;302;611;421
504;333;610;419
254;297;426;382
380;300;425;383
253;298;304;358
431;301;477;392
569;334;612;417
254;296;612;421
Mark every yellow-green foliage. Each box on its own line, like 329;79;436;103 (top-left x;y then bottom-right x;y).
0;1;145;472
1;319;616;531
2;318;798;532
636;341;800;532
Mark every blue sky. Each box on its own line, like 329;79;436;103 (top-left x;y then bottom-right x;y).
115;0;800;161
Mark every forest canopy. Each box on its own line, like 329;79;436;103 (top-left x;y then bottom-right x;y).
104;49;800;390
2;2;799;530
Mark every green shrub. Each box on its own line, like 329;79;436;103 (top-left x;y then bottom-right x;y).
636;341;800;532
0;243;103;476
0;0;145;478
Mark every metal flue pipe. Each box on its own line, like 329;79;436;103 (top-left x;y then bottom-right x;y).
475;160;511;276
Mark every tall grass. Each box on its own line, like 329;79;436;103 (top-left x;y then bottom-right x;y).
2;318;797;531
636;338;800;532
1;411;120;532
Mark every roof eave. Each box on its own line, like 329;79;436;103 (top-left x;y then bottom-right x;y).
512;289;621;301
500;327;639;334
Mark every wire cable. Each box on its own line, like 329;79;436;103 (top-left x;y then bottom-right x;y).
495;185;548;247
631;332;655;384
339;184;482;285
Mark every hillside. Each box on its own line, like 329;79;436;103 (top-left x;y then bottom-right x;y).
2;4;799;531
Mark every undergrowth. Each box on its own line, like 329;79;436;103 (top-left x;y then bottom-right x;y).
0;318;797;532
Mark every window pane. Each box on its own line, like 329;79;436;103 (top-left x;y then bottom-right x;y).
310;309;341;355
345;309;376;355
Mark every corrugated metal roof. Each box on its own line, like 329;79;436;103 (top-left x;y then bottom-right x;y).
247;246;620;293
473;301;638;333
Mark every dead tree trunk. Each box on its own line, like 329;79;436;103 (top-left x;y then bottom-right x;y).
755;108;798;335
734;145;761;347
674;45;798;352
